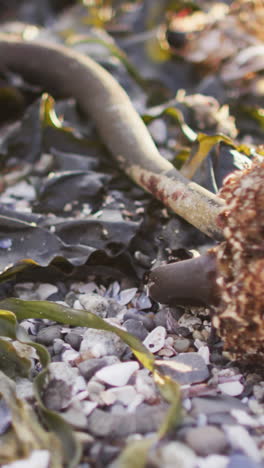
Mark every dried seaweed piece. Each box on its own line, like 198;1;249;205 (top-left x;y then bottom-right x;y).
0;34;224;240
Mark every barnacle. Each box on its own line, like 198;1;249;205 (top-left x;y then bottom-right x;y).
213;158;264;361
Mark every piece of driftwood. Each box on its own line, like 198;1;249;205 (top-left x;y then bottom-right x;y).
0;33;224;240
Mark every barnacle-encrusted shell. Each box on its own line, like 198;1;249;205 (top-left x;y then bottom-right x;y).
213;159;264;362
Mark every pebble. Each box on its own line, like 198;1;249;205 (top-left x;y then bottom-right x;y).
118;288;137;306
35;283;58;301
153;310;167;328
223;425;261;462
218;381;244;396
173;338;191;353
156;352;209;385
64;331;83;350
123;318;148;341
86;403;168;437
95;361;139;387
191;395;247;417
53;338;67;355
61;401;88;429
230;409;260;427
143;326;166;353
43;378;73;411
123;310;155;331
100;385;140;407
184;426;228;456
78;356;119;380
87;379;106;404
15;378;34;401
80;329;127;358
79;293;110;318
227;454;263;468
149;441;197;468
2;450;50;468
198;346;210;365
196;455;229;468
36;325;62;346
135;370;157;402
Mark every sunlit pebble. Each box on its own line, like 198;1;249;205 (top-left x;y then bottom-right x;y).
218;381;244;396
95;361;140;387
143;326;166;353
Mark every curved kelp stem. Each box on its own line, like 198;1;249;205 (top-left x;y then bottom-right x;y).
0;34;224;240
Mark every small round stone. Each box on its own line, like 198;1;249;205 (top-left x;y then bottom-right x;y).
36;325;62;346
185;425;228;456
173;338;191;353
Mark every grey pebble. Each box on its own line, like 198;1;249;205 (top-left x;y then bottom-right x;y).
123;318;148;341
153;310;167;328
86;403;168;437
173;338;191;353
61;402;88;429
191;395;248;417
65;291;78;307
53;338;67;355
156;352;209;385
207;412;238;425
36;325;62;346
78;356;119;381
123;310;155;331
65;331;83;350
43;379;72;411
184;425;228;456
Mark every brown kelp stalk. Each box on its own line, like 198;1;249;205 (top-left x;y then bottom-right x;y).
149;159;264;361
0;33;224;240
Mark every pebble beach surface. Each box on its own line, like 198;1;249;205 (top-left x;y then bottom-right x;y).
6;278;264;468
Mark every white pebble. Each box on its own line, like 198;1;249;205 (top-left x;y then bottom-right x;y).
196;455;229;468
198;346;210;365
36;283;58;301
2;450;50;468
218;381;244;396
100;385;139;407
82;401;97;416
230;409;260;427
223;425;261;462
143;326;166;353
95;361;139;386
